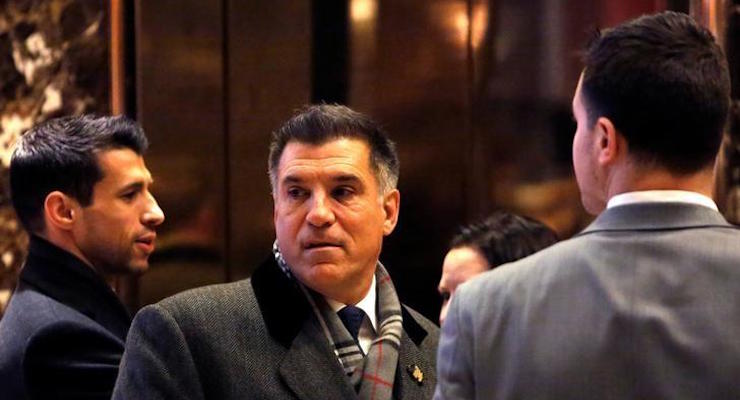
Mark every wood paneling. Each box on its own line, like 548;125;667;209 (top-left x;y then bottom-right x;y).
226;0;311;280
134;0;226;308
347;0;470;320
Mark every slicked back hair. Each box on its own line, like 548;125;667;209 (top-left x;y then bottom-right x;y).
268;104;399;194
10;115;148;233
450;212;559;269
581;11;730;173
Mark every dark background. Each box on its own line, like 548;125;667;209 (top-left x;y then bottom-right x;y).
128;0;688;322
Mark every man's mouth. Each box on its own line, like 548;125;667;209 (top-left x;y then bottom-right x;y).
303;240;342;250
135;233;157;253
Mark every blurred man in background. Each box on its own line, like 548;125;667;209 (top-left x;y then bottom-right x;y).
438;211;557;325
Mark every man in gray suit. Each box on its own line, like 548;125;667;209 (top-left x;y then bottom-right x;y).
114;104;439;399
435;11;740;399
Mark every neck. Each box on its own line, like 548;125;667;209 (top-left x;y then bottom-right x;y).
607;162;715;200
323;274;374;305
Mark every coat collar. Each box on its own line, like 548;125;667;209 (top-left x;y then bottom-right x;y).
251;256;433;399
19;235;131;340
578;202;734;236
251;256;430;347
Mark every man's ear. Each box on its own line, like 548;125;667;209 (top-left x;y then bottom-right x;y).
595;116;624;167
43;191;79;232
381;189;400;236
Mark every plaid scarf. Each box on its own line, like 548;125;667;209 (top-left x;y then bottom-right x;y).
273;242;403;400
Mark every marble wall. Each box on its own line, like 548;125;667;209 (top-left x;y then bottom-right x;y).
0;0;109;315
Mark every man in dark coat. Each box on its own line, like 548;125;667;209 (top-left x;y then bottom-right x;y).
113;105;439;400
0;115;165;399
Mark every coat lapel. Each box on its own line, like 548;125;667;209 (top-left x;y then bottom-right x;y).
252;257;436;400
393;307;436;400
279;316;358;400
252;257;357;400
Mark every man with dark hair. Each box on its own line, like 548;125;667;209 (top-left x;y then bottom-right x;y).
0;115;165;399
436;11;740;399
114;104;439;400
438;212;557;325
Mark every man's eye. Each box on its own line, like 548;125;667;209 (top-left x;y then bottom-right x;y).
121;192;137;201
332;186;354;199
287;187;306;198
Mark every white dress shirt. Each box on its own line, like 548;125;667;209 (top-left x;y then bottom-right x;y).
607;190;718;211
326;275;377;355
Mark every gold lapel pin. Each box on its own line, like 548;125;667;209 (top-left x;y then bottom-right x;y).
406;364;424;385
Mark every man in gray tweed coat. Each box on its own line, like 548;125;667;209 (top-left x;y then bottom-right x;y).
114;104;439;400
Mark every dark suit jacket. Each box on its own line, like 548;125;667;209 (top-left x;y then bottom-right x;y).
436;203;740;400
0;236;131;400
113;256;439;399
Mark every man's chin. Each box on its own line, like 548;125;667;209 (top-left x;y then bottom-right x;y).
292;262;344;283
127;260;151;275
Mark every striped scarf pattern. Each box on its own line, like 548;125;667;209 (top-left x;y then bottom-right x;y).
273;242;402;400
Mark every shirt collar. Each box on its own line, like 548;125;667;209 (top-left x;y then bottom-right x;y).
325;274;378;331
272;241;379;331
607;190;718;211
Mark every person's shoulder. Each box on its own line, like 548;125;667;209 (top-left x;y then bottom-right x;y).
454;236;587;311
0;297;122;400
471;237;578;285
25;318;124;359
157;278;253;307
1;284;113;340
139;279;257;324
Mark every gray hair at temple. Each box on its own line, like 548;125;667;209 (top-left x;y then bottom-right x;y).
268;104;400;194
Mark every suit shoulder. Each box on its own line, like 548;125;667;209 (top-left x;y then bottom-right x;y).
156;279;254;309
140;279;260;329
1;286;115;341
25;319;124;362
455;236;587;309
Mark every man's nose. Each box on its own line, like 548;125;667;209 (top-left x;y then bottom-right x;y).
306;193;335;227
142;192;165;227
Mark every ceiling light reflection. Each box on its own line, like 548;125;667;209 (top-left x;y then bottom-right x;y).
351;0;377;23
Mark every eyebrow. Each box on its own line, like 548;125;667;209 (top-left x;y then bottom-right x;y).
281;175;304;186
281;173;363;185
332;174;362;185
117;179;152;194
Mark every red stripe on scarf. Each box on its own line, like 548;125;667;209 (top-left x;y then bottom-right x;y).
361;373;392;387
367;341;391;400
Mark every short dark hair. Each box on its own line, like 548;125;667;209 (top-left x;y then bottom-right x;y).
450;212;559;268
268;104;399;193
10;115;149;233
581;11;730;173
